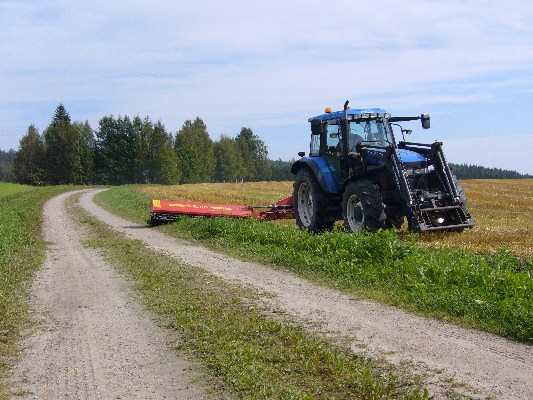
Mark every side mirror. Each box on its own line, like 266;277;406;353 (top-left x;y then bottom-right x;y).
421;114;430;129
310;119;323;135
298;151;305;157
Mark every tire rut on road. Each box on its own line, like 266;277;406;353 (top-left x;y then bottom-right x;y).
10;190;210;399
79;189;533;400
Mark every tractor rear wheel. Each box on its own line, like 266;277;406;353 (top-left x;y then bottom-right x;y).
293;168;334;232
342;180;386;232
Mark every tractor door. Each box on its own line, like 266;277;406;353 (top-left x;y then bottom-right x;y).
321;120;344;189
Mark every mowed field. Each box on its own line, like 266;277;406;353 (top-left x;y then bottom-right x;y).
418;179;533;256
140;179;533;256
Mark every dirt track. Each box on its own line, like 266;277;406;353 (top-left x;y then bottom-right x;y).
10;190;210;399
11;190;533;399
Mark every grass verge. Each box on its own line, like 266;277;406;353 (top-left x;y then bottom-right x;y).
69;195;428;399
96;185;533;344
0;184;76;400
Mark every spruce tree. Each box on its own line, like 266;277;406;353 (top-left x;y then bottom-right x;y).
43;104;88;184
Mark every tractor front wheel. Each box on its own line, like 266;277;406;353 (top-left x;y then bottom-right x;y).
293;169;334;232
450;174;469;232
342;180;386;232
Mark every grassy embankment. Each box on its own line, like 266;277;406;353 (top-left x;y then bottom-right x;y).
96;180;533;344
71;194;428;399
0;183;73;399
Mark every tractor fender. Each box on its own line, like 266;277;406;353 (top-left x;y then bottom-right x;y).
291;157;339;194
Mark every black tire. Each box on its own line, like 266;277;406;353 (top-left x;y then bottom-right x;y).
452;174;468;210
293;168;335;232
147;217;162;227
342;180;386;232
450;174;468;232
385;214;404;230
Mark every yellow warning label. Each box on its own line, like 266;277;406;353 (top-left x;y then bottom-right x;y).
152;199;161;208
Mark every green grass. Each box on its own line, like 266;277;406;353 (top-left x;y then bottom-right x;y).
0;182;33;198
70;195;428;400
96;185;533;344
0;184;75;399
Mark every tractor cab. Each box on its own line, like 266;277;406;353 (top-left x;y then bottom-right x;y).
292;101;474;233
306;107;430;185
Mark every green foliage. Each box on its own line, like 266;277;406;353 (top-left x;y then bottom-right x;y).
213;135;245;182
98;185;533;343
95;115;180;185
79;202;426;399
0;149;16;182
95;115;143;184
12;125;46;185
52;104;71;125
73;121;96;184
43;104;94;185
235;127;272;181
270;158;294;181
0;185;72;398
145;121;181;184
174;117;215;184
450;163;532;179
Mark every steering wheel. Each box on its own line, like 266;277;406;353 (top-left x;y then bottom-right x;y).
350;134;364;151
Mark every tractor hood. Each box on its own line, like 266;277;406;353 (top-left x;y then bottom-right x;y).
364;147;428;169
397;149;427;165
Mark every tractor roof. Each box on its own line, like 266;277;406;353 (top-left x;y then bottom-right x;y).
308;108;388;122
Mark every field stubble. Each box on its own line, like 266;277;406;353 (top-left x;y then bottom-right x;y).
417;180;533;256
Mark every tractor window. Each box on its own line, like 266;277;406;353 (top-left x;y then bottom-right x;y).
310;134;320;156
349;119;392;148
326;124;341;153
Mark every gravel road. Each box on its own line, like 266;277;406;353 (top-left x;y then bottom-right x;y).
10;190;210;399
10;189;533;399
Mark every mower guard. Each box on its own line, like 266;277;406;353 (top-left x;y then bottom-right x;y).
148;196;294;225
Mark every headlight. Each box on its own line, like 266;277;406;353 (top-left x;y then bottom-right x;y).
429;212;446;226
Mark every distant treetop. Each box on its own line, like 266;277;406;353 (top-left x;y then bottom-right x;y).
52;104;71;126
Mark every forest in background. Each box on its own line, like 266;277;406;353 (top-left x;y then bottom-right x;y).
0;104;531;185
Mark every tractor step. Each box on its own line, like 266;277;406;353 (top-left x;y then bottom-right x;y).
417;222;475;232
420;205;462;212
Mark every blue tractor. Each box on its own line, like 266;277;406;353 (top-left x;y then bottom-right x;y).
291;101;474;233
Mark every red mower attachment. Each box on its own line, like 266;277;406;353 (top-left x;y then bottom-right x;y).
148;196;294;226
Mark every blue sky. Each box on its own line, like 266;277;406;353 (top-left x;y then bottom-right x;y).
1;0;533;174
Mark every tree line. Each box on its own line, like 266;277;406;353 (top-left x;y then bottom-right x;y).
1;104;530;185
0;148;16;182
449;163;532;179
2;104;289;186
